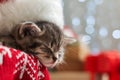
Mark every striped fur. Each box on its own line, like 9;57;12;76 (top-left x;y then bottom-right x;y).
0;21;64;67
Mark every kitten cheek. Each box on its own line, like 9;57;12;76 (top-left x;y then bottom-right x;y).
43;63;54;68
36;54;55;67
41;60;55;68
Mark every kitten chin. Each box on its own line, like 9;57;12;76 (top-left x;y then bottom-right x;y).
36;48;64;68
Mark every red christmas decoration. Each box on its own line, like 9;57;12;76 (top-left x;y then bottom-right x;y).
85;50;120;80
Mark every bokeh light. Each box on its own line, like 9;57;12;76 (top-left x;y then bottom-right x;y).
112;30;120;39
72;17;81;26
99;27;108;37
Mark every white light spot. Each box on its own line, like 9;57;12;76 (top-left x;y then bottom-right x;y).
86;16;95;25
112;30;120;39
72;17;80;26
78;0;86;2
85;25;95;34
99;27;108;37
81;35;91;44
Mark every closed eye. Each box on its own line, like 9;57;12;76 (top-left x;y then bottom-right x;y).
44;55;52;59
29;42;40;48
41;48;52;55
40;44;54;55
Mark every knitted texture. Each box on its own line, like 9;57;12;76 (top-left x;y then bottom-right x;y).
0;45;50;80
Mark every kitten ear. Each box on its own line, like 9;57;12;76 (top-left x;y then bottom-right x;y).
63;36;77;46
19;22;41;38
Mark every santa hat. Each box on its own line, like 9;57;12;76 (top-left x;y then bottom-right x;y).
0;0;64;33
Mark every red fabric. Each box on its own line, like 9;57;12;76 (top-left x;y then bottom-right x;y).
0;0;8;3
0;45;50;80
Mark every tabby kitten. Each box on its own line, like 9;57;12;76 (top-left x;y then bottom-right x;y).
0;21;73;67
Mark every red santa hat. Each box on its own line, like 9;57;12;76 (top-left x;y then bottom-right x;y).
0;0;64;33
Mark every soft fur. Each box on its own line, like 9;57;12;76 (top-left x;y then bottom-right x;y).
0;0;64;34
0;21;66;67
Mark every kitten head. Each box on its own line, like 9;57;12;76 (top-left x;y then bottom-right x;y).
12;21;75;67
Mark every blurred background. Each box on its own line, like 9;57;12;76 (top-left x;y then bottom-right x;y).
50;0;120;80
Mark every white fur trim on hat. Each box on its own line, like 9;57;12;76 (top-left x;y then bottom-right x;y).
0;0;64;33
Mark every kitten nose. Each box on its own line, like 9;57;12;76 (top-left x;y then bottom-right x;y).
53;57;57;62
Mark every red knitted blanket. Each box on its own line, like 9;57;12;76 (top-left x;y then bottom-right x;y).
0;45;50;80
